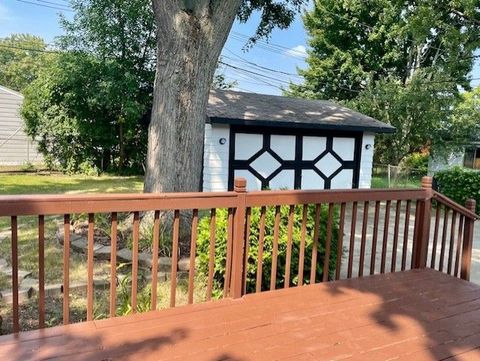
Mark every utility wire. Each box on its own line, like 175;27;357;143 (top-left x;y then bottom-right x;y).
14;0;73;11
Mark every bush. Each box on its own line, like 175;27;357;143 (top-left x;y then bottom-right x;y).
197;205;340;295
434;166;480;213
400;152;428;176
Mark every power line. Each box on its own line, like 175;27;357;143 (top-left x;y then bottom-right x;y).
14;0;73;11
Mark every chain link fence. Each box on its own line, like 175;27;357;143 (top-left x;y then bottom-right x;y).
372;164;427;188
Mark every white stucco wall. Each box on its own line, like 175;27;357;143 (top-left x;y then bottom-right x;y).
358;132;375;189
203;124;377;191
202;123;230;192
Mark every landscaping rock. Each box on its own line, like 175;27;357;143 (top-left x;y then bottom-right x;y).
177;258;190;272
94;245;112;261
2;269;32;282
1;287;34;304
71;238;88;253
20;278;38;290
158;257;172;272
117;248;133;263
177;271;189;280
45;284;63;297
0;258;8;272
138;252;153;268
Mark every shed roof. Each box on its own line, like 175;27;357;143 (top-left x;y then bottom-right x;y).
207;89;395;133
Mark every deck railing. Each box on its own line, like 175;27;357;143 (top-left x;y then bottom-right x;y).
0;176;476;334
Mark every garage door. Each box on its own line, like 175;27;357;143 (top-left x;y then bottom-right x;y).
228;126;362;191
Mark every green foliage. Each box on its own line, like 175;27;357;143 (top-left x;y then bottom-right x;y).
116;265;151;315
348;72;468;164
289;0;480;101
0;34;49;92
434;167;480;213
197;205;340;294
21;52;149;174
288;0;480;165
400;152;429;177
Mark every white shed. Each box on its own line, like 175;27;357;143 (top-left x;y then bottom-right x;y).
204;90;395;192
0;85;42;165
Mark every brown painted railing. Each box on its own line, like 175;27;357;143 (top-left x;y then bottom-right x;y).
0;176;476;334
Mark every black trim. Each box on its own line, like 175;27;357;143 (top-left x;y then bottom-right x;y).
228;125;363;191
209;116;395;134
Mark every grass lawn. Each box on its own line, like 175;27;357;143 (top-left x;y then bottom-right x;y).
371;176;422;189
0;173;208;334
0;173;144;195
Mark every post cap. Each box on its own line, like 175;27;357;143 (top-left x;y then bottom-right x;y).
234;177;247;192
421;176;433;189
465;198;476;212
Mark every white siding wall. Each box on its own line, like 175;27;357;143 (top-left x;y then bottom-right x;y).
203;124;376;191
358;132;375;188
0;86;43;165
202;123;230;192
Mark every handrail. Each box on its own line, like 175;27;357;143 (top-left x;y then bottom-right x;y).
432;191;479;220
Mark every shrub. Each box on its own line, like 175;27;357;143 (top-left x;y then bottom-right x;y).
197;205;340;295
434;166;480;213
400;152;428;176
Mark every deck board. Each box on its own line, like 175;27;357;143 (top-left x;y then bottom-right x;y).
2;269;480;361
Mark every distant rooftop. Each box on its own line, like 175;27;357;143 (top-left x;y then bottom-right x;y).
207;89;395;133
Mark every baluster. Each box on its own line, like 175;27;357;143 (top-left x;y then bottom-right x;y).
87;213;94;321
206;208;216;300
439;207;449;272
242;207;251;294
311;204;321;284
401;200;411;271
284;205;295;288
131;212;140;312
359;201;369;277
430;204;441;269
347;202;358;278
298;205;308;285
151;211;160;309
170;210;180;307
454;216;464;277
335;203;346;280
38;215;45;329
11;216;19;333
110;212;118;316
381;200;391;273
256;206;266;293
370;201;380;275
447;211;457;275
63;214;70;324
223;208;234;297
187;209;198;304
270;206;281;291
391;201;401;272
323;203;334;282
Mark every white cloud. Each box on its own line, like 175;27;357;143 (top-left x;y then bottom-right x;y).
284;45;308;58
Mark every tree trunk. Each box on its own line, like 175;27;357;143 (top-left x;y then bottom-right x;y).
144;0;242;193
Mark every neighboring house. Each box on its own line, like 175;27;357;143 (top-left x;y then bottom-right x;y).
428;144;480;175
0;85;42;165
204;90;395;191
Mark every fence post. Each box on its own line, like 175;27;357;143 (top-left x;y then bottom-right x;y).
412;176;433;269
230;177;247;298
461;199;476;281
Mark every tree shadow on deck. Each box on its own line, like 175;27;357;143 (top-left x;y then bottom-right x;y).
4;326;188;361
324;270;480;360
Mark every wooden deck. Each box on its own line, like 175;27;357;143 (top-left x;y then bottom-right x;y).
1;269;479;361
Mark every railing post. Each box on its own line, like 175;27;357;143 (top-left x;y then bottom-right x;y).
412;176;433;269
461;199;476;281
230;177;247;298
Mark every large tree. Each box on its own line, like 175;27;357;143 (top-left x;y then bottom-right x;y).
0;34;48;92
287;0;480;164
144;1;307;193
288;0;480;101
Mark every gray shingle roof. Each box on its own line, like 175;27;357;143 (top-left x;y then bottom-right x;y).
207;89;395;133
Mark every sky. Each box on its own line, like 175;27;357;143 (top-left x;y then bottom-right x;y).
0;0;479;96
